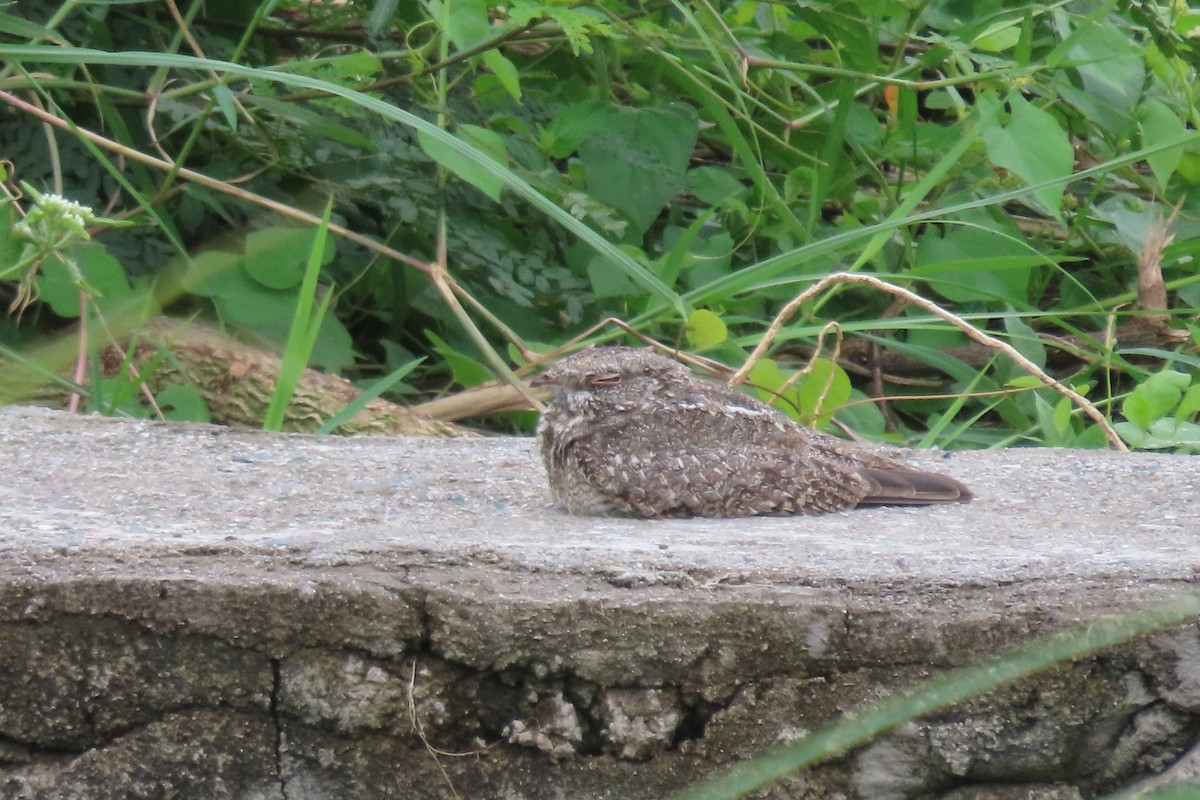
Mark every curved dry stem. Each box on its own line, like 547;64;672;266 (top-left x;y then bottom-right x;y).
522;317;657;368
778;320;842;424
406;659;462;800
430;213;543;412
0;89;437;277
448;279;539;361
729;272;1128;451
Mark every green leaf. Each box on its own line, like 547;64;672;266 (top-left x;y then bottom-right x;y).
418;126;507;202
156;385;211;423
744;358;848;427
244;94;378;151
427;331;492;388
579;105;699;236
182;250;243;297
910;225;1039;304
1073;423;1111;449
90;377;151;419
1049;18;1143;139
1176;384;1200;422
747;358;794;412
36;245;132;317
437;0;490;49
982;93;1074;218
1122;370;1191;430
1140;98;1187;188
508;1;611;55
214;283;297;325
1176;151;1200;184
0;202;16;264
245;227;330;290
482;50;521;102
1033;394;1058;443
1088;195;1171;254
212;84;238;130
1003;314;1045;370
1115;421;1147;448
1014;11;1034;66
792;8;878;71
277;51;382;84
541;100;609;159
1034;393;1074;446
587;256;638;298
973;17;1023;52
309;315;354;374
687;166;749;208
1053;395;1073;435
248;313;355;374
1150;418;1200;449
686;309;727;351
0;11;53;39
459;123;508;165
1119;417;1200;450
796;359;852;426
835;389;887;438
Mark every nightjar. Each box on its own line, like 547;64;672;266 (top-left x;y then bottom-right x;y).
533;346;972;518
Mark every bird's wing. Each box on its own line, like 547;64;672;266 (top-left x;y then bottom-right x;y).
804;429;973;504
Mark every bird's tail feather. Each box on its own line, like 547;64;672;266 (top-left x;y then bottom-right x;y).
857;466;973;504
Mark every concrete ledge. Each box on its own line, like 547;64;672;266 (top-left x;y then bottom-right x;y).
1;406;1198;799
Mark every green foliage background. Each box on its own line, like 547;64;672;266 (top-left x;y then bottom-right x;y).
2;0;1200;447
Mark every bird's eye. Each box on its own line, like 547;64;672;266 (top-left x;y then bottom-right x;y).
588;371;622;386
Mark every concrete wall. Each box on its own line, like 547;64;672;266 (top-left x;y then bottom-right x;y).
1;407;1198;799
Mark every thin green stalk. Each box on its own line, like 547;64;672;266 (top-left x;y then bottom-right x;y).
0;0;79;81
313;357;425;435
263;197;334;432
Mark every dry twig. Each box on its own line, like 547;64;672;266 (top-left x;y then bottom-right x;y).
728;272;1128;451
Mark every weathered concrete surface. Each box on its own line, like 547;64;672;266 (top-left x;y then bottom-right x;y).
0;405;1198;799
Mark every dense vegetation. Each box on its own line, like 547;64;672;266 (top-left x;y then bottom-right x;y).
2;0;1199;448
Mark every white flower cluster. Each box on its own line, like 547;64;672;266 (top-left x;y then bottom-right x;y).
13;187;99;248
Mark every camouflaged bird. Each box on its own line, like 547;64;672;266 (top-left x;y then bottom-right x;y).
532;346;972;518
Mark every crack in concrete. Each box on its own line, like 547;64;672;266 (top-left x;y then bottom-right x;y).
269;658;288;800
416;592;434;656
670;686;723;750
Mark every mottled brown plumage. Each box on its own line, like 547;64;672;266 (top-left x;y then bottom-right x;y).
532;346;972;518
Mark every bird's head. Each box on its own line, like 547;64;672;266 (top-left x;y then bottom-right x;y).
530;346;691;393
